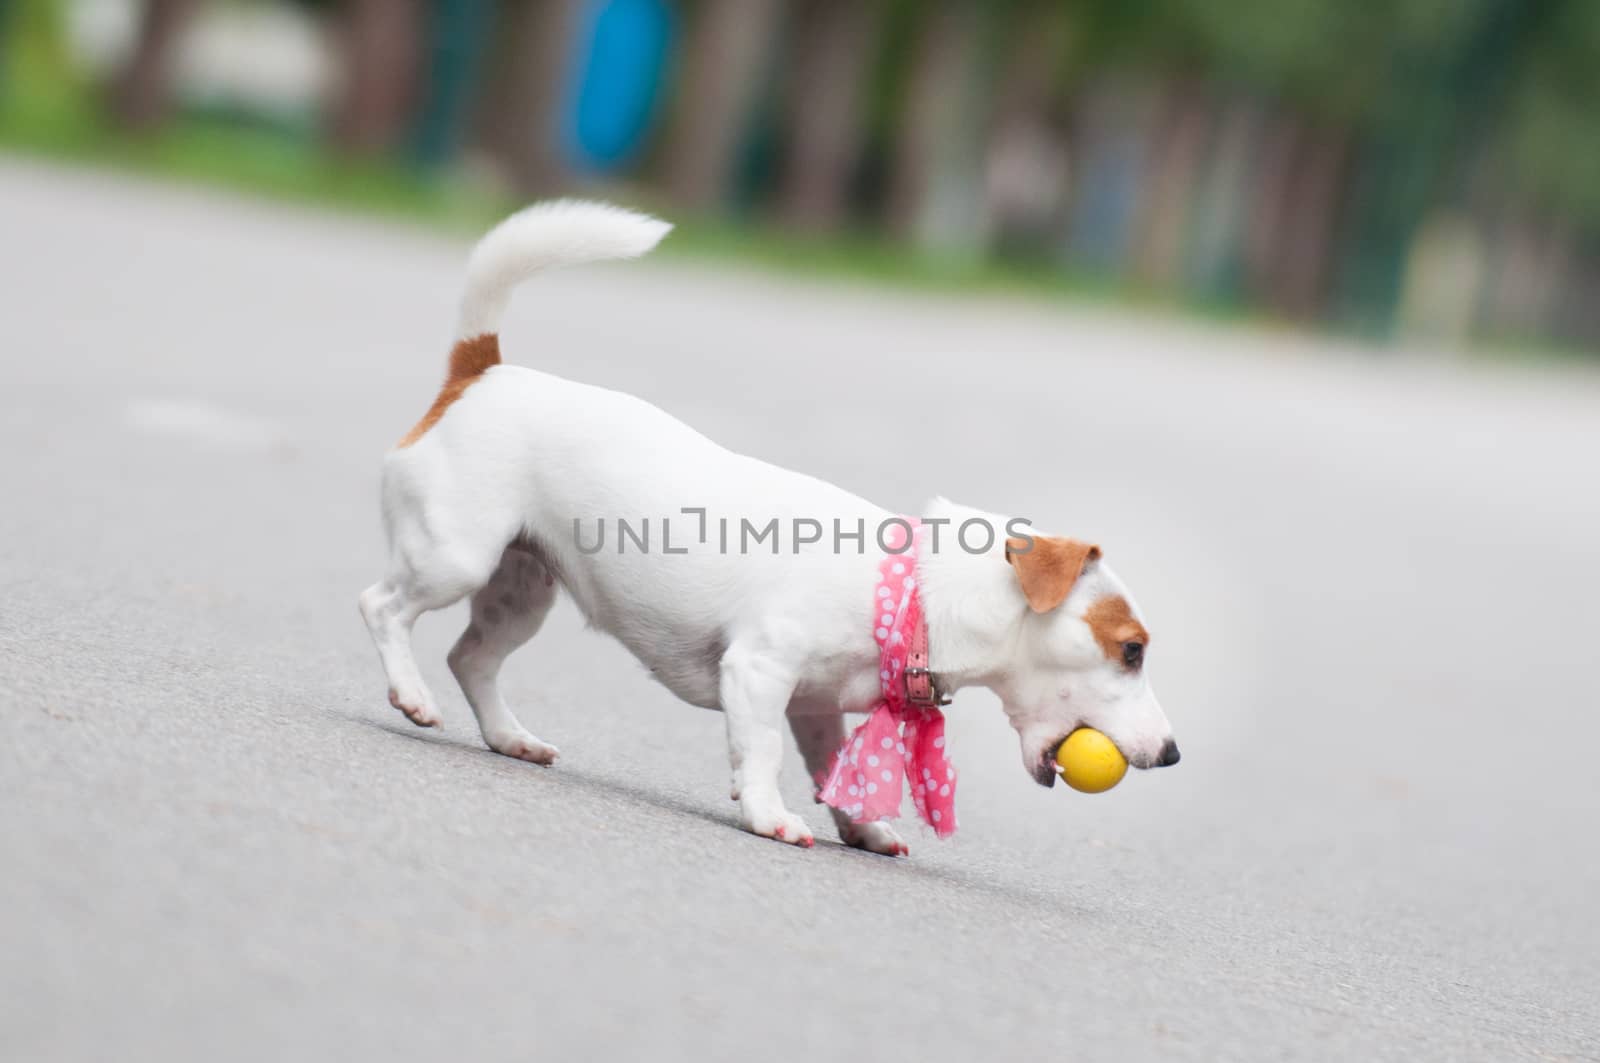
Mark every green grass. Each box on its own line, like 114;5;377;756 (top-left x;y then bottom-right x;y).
0;95;514;231
0;93;1116;303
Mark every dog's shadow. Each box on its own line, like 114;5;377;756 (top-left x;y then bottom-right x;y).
359;715;743;832
356;716;1098;917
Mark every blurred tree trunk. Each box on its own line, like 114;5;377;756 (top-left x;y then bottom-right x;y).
1062;76;1155;277
885;0;981;245
986;5;1065;135
110;0;200;130
774;0;882;231
1068;77;1158;280
410;0;497;169
1271;123;1351;319
1542;225;1587;346
1242;108;1302;307
1533;224;1575;343
1485;213;1573;339
1132;76;1212;289
1182;95;1263;303
1476;207;1524;337
327;0;426;155
1331;0;1529;337
473;0;583;192
981;3;1071;255
660;0;781;212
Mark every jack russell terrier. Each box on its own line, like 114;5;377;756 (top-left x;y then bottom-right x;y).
359;201;1179;856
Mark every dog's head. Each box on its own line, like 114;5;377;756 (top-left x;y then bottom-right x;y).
995;535;1179;786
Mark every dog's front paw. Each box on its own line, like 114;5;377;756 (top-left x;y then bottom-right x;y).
486;728;559;766
840;819;909;857
388;688;441;728
740;801;814;848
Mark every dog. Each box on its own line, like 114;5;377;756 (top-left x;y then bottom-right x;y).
359;201;1179;856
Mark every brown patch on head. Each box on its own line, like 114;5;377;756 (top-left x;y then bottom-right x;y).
1005;535;1101;613
397;333;502;447
1084;595;1149;663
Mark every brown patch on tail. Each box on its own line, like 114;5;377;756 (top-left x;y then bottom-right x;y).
397;333;502;448
1084;595;1149;662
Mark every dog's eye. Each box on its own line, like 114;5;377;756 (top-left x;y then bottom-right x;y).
1121;641;1144;669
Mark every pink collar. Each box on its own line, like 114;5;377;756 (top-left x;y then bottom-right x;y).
818;520;959;838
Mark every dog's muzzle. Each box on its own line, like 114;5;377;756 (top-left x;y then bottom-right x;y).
1033;734;1070;787
1034;734;1180;785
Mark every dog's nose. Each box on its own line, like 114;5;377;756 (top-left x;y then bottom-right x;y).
1157;739;1181;767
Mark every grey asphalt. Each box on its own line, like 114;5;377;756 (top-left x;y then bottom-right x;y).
3;156;1598;1062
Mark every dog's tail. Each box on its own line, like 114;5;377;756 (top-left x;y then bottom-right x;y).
455;199;673;343
395;201;670;448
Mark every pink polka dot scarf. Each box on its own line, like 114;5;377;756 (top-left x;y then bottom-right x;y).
818;520;959;838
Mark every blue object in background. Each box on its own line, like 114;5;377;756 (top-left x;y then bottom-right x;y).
563;0;675;173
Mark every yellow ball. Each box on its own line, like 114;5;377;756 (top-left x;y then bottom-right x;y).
1055;728;1128;794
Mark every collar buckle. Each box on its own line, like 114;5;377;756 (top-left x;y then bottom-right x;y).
903;666;952;707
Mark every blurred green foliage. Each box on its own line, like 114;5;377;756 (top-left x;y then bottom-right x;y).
1065;0;1600;230
6;0;1599;231
3;0;1598;353
1500;1;1600;223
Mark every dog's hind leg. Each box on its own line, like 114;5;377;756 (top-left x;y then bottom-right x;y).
359;524;501;729
447;545;561;765
789;710;909;857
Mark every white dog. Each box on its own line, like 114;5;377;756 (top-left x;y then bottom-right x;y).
359;201;1179;856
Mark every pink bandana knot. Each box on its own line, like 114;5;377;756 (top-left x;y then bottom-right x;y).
818;520;959;838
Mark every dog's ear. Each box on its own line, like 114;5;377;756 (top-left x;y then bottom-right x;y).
1005;536;1101;613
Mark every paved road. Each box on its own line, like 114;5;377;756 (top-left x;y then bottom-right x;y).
3;157;1598;1062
